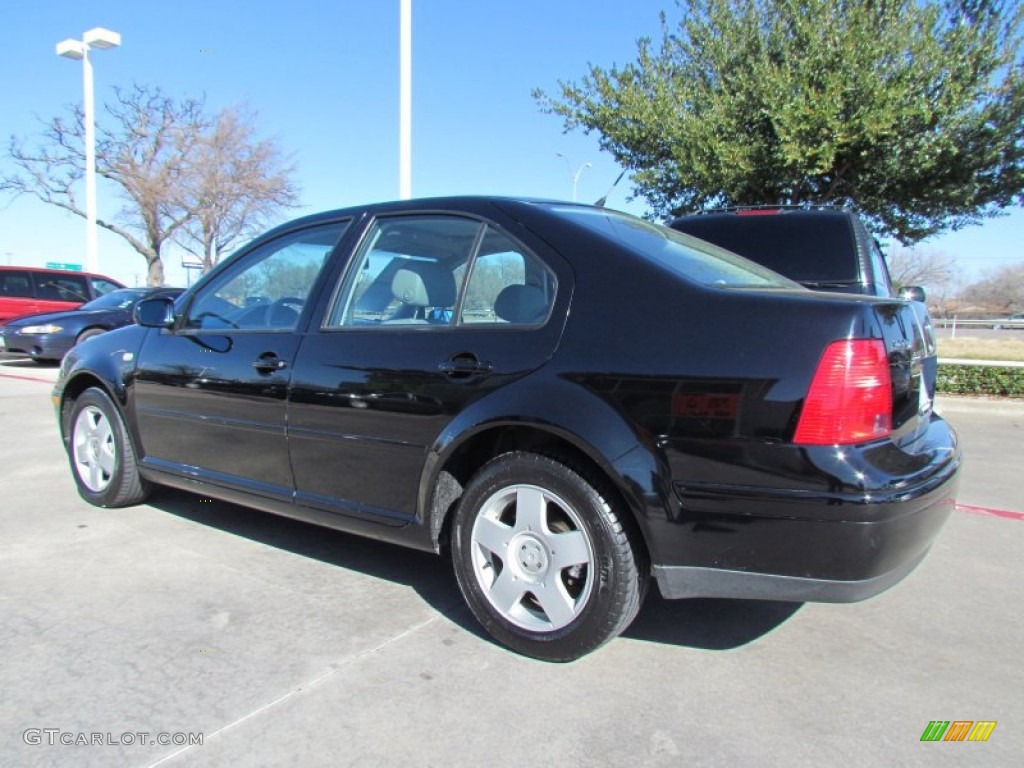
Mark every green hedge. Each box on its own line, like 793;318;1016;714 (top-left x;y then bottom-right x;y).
936;364;1024;397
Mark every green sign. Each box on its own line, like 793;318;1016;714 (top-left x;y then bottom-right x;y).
45;262;83;272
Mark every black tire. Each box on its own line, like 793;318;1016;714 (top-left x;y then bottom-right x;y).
67;388;150;508
75;327;107;346
451;451;647;662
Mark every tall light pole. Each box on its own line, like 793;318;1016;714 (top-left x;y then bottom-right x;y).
56;27;121;275
556;153;591;202
399;0;412;200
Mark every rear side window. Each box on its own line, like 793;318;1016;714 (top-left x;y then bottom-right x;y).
461;228;555;325
327;216;557;328
0;271;33;298
674;215;859;283
91;277;123;297
553;207;796;288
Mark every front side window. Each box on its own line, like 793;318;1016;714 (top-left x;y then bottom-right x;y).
184;221;347;331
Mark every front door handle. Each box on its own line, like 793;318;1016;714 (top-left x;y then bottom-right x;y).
253;353;288;374
438;354;492;378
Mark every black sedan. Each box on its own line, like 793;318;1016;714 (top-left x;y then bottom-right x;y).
52;197;960;661
2;287;184;363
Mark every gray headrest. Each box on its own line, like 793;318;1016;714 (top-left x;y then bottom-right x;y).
391;262;456;307
494;284;548;324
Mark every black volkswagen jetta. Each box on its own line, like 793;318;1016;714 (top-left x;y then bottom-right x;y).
53;197;960;661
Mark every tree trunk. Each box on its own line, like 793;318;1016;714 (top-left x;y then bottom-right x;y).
147;256;165;287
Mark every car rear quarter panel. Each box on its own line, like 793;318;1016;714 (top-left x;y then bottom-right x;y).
501;207;957;575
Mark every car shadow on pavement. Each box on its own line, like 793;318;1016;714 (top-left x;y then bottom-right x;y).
624;594;802;650
146;486;482;632
148;486;801;653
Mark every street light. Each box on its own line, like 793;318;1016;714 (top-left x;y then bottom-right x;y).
556;153;591;202
56;27;121;275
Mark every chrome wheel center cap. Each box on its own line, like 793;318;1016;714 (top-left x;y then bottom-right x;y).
511;534;549;579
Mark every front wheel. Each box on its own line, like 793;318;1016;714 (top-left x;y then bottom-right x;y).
67;388;150;507
451;452;647;662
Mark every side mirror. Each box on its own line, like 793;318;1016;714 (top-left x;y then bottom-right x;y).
898;285;926;303
134;296;176;328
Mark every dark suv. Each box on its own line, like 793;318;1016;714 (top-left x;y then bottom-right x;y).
669;207;921;299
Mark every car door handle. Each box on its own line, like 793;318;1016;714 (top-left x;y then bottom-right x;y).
438;355;492;378
252;354;288;374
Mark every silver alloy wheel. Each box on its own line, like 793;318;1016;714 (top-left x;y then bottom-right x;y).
72;405;116;493
470;483;595;632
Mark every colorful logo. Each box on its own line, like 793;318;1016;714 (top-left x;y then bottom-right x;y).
921;721;997;742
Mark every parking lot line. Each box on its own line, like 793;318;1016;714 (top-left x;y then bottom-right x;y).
0;371;54;384
956;503;1024;522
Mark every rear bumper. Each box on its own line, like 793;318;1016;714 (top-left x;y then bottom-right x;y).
654;547;931;602
650;415;961;602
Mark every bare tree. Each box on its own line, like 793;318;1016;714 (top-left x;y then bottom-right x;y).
173;105;299;272
887;246;958;293
962;263;1024;314
2;85;205;285
2;85;299;285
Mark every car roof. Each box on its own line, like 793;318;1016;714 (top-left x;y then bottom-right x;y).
257;196;569;232
0;265;123;281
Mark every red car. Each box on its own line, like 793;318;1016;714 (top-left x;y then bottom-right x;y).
0;267;124;324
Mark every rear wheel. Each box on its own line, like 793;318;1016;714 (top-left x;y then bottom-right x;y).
451;452;647;661
67;388;150;507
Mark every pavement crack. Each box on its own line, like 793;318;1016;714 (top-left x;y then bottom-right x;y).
142;613;441;768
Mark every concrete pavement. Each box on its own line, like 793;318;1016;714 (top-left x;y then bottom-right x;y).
1;359;1021;767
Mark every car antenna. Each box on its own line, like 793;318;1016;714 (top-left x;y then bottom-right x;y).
594;170;626;208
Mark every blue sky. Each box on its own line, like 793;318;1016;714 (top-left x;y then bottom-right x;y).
1;0;1021;287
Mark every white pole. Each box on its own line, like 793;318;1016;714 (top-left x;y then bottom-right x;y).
399;0;412;200
83;44;99;274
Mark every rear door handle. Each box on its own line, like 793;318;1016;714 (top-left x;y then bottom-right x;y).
253;353;288;374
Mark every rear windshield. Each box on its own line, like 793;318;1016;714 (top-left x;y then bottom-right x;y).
549;206;799;289
673;214;859;282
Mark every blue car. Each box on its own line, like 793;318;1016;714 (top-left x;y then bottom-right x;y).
0;287;183;363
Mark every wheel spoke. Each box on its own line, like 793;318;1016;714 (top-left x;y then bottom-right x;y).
532;580;577;628
97;445;116;476
548;529;590;570
473;516;511;558
74;437;91;465
487;567;527;614
95;418;113;447
514;486;547;533
89;460;103;490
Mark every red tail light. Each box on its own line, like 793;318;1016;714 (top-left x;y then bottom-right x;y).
794;339;892;445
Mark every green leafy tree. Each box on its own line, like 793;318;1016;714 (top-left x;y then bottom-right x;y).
535;0;1024;242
